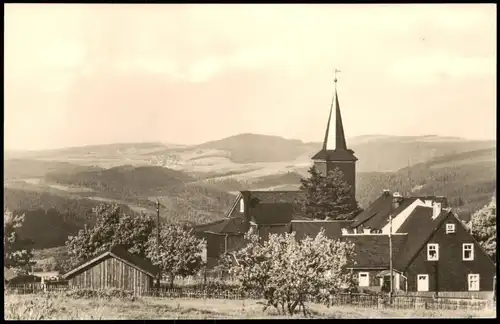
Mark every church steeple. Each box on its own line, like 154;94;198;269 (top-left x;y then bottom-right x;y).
312;72;357;162
312;71;358;208
322;84;348;151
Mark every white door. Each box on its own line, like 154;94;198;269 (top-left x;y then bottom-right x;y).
358;272;369;287
417;274;429;292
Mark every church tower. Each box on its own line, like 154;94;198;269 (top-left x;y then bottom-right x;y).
311;73;358;206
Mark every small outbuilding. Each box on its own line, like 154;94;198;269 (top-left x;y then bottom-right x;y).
62;245;158;294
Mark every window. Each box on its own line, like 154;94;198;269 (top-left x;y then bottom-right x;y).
468;274;480;291
463;244;474;261
358;272;370;287
445;223;456;234
427;244;439;261
239;198;245;213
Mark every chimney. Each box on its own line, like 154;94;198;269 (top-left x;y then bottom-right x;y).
392;192;403;209
432;202;442;219
435;196;448;208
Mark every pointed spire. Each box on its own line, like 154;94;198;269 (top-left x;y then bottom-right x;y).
322;94;334;151
312;70;357;162
323;70;347;151
334;88;348;150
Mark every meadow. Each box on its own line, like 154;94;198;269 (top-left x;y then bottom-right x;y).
4;293;496;320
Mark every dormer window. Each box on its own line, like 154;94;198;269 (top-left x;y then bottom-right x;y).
239;198;245;213
427;243;439;261
445;223;456;234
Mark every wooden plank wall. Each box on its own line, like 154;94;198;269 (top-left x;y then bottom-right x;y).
68;256;152;294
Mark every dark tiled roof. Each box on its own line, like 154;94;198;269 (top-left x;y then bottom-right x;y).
192;219;227;233
341;234;409;269
291;221;351;240
350;195;418;229
247;190;306;225
311;149;358;161
393;206;451;271
252;203;294;224
248;190;304;204
364;198;418;229
192;217;247;234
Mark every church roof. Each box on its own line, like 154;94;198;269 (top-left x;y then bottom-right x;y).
312;81;357;162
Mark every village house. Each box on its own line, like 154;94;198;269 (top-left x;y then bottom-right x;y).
62;245;158;294
193;79;496;295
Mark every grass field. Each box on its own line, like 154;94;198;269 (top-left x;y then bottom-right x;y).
4;294;496;319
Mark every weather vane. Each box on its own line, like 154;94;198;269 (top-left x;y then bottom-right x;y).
334;69;341;83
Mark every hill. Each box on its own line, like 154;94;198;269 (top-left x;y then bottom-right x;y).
4;159;102;181
6;134;495;173
3;187;135;249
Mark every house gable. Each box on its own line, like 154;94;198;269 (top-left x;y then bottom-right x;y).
404;212;496;292
63;246;158;279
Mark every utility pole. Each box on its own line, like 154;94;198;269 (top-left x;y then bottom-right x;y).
389;211;393;302
156;199;161;288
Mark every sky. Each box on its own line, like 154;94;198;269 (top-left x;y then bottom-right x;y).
4;4;497;151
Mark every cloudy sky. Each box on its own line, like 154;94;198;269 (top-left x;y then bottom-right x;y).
4;4;496;150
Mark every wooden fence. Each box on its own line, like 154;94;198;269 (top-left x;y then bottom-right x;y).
394;290;494;300
4;284;494;311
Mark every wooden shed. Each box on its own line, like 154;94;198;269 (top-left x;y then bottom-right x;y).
62;245;158;294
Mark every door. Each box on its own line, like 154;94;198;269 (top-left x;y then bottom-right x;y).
358;272;370;287
417;274;429;292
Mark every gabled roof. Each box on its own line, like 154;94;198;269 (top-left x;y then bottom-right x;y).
63;245;158;279
341;234;409;269
393;206;451;271
350;194;422;229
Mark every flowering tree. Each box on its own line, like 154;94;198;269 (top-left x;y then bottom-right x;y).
145;223;205;288
469;196;496;259
4;210;35;274
228;228;356;316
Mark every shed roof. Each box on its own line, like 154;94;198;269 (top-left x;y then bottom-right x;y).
63;245;158;279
